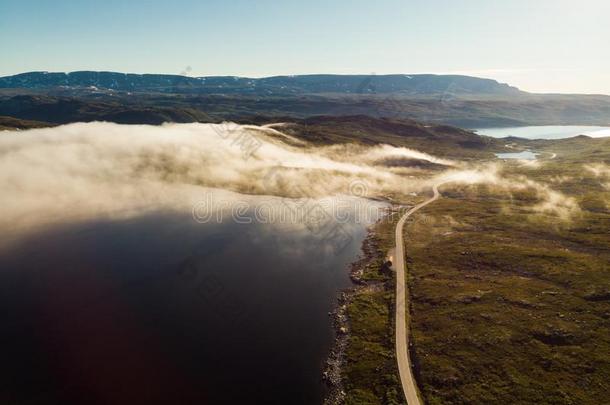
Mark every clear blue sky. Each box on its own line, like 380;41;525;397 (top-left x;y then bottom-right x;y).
1;0;609;94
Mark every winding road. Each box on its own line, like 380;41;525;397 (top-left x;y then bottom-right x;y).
394;182;443;405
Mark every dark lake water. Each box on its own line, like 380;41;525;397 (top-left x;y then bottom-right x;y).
0;207;372;404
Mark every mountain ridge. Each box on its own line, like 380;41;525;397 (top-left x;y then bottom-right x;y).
0;71;524;97
1;72;609;128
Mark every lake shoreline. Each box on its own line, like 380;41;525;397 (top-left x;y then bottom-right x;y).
323;227;378;405
323;208;398;404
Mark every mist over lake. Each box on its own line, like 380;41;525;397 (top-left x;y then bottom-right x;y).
3;1;610;403
0;203;379;404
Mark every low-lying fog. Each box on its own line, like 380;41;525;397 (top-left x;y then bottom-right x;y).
0;122;429;243
0;121;579;245
0;122;583;404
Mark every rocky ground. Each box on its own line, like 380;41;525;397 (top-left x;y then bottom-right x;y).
323;224;392;405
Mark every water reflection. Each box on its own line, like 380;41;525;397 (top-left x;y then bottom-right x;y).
0;204;377;404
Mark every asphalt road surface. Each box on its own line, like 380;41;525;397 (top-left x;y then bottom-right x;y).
394;183;443;405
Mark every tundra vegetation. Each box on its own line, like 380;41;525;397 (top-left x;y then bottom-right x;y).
404;147;610;404
337;132;609;404
2;112;608;404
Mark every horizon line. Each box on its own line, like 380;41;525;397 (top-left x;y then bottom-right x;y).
1;70;609;97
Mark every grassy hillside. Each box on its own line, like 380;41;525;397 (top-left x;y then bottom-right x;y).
279;116;501;159
0;112;506;160
404;160;610;404
0;115;53;131
1;91;609;128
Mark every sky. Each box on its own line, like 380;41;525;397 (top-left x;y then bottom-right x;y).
1;0;609;94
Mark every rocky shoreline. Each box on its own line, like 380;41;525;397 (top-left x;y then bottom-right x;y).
323;222;389;405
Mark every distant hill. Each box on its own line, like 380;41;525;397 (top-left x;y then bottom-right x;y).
1;72;609;128
0;115;53;131
2;91;609;129
0;71;523;97
276;115;500;158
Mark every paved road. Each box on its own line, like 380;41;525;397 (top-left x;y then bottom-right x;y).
394;183;443;405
